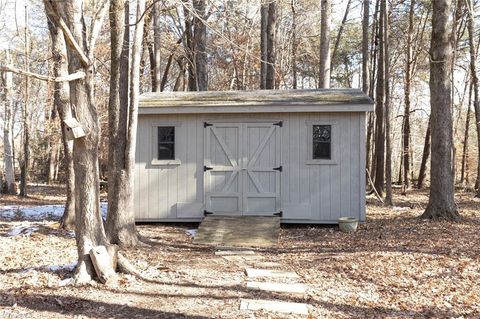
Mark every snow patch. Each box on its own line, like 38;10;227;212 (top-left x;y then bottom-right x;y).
46;262;78;272
8;225;39;237
185;229;197;237
0;202;108;220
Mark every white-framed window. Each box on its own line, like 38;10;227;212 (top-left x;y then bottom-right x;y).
306;120;338;165
151;122;182;166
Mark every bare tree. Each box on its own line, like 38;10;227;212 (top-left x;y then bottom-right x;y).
362;0;369;94
417;117;431;189
193;0;208;90
260;0;268;89
20;2;30;197
46;10;76;229
1;51;15;194
421;0;459;220
384;0;392;205
152;1;162;92
319;0;331;88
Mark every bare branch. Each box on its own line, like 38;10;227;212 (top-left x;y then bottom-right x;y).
0;64;85;82
88;0;109;60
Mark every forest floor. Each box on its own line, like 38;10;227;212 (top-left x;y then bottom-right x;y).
1;184;480;318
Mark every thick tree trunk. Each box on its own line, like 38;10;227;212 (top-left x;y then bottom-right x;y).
46;8;76;229
362;0;370;95
319;0;331;88
2;51;16;194
402;0;415;194
106;0;145;247
265;1;276;89
373;0;385;197
193;0;208;91
422;0;459;219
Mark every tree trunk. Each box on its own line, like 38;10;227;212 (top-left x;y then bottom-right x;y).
402;0;415;194
466;0;480;195
319;0;331;88
152;1;162;92
265;1;276;89
184;2;196;91
20;3;30;197
373;0;385;197
106;0;145;246
260;1;268;89
460;86;472;186
330;0;352;73
417;117;431;189
362;0;369;95
421;0;459;219
1;51;16;194
46;13;76;229
291;0;297;89
384;0;392;205
193;0;208;91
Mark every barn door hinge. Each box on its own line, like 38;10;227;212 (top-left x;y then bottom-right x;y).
273;211;283;217
273;166;282;172
204;165;213;172
204;122;213;128
204;210;213;216
273;121;283;127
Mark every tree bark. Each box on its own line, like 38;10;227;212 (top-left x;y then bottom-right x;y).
184;2;196;91
373;0;386;197
466;0;480;195
106;0;144;247
20;2;30;197
265;1;276;89
421;0;459;219
1;51;16;194
362;0;370;95
291;0;297;89
152;1;162;92
384;0;392;205
260;1;268;89
193;0;208;91
319;0;331;88
46;13;76;229
417;117;431;189
402;0;415;194
460;83;472;186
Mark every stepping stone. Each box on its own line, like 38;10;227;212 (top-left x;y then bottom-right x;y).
246;281;306;295
252;261;282;268
215;250;256;256
222;255;264;262
245;268;300;279
240;299;309;315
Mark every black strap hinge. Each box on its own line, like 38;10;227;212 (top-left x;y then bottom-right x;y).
204;122;213;128
273;166;282;172
204;165;213;172
273;211;283;217
273;121;283;127
204;210;213;216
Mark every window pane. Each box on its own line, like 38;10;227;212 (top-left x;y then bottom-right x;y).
158;126;175;142
157;126;175;160
313;142;331;159
313;125;331;142
158;143;174;160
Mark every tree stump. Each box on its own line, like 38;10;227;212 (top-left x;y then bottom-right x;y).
89;245;118;284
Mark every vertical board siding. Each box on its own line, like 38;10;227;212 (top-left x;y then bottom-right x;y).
134;111;366;222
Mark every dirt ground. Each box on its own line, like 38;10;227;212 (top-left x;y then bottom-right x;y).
1;185;479;318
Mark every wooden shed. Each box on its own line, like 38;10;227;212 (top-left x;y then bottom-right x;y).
134;89;373;223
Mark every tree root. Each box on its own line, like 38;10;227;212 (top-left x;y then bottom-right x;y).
116;253;152;282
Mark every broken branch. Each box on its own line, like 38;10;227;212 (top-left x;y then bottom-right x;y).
0;65;85;82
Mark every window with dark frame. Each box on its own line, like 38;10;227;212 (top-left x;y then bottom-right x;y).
157;126;175;160
312;125;331;160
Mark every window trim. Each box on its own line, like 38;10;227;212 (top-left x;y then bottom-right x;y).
306;120;338;165
150;122;182;166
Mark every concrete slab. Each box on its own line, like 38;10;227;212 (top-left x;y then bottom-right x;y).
239;299;309;315
245;268;300;279
194;216;280;247
246;281;306;294
221;255;264;262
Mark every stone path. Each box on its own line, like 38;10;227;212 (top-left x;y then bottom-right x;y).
217;247;310;316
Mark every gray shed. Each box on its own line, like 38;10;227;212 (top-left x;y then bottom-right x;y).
134;89;373;223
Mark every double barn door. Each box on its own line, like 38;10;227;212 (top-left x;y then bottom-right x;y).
204;122;281;216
